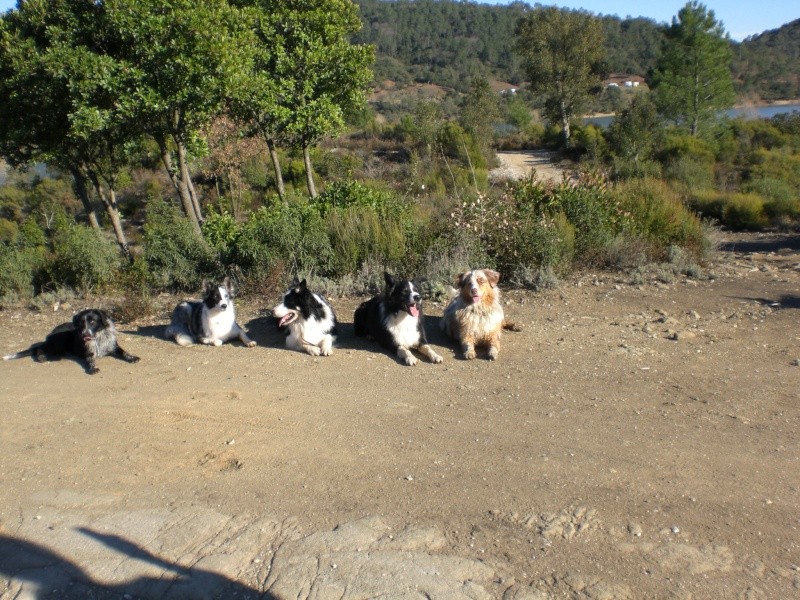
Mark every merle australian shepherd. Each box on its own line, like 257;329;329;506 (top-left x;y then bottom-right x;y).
166;277;256;347
354;272;443;366
3;308;140;374
272;278;337;356
441;269;505;360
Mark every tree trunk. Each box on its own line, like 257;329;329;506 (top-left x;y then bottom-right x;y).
87;170;133;264
158;138;202;236
303;145;317;198
175;139;203;225
69;166;101;232
266;137;286;202
560;99;571;148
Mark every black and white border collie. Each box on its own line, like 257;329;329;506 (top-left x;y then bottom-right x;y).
353;272;443;366
166;277;256;347
271;278;337;356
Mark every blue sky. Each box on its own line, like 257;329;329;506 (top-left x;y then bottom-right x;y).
0;0;795;40
482;1;798;40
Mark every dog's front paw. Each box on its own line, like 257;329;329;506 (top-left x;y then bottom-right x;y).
305;345;322;356
321;347;332;357
487;347;499;360
213;339;223;347
404;354;418;366
430;352;443;364
128;356;141;363
245;340;257;348
464;348;477;360
88;366;100;375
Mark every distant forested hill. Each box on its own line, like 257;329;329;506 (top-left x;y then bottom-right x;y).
734;19;800;101
354;0;799;101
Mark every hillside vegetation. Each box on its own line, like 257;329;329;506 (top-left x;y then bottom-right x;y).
0;0;799;312
355;0;800;101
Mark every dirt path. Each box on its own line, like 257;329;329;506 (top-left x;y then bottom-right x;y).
1;232;799;598
492;150;571;183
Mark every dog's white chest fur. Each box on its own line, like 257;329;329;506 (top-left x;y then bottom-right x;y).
203;305;237;340
466;303;504;333
383;308;421;348
288;295;335;345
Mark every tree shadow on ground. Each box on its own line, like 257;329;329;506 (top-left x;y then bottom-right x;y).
726;294;800;309
0;530;274;600
717;233;800;253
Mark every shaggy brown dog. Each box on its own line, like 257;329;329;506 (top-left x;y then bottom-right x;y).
440;269;505;360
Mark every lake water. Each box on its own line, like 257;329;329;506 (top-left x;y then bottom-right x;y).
585;103;800;128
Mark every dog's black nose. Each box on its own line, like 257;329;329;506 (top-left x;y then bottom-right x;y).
412;294;420;302
220;304;228;310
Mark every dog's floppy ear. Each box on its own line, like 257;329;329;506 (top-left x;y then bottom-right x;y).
455;271;470;288
485;269;500;288
72;310;87;328
298;278;307;290
96;309;111;327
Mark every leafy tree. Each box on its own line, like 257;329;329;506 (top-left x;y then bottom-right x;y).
606;95;664;179
653;1;735;137
232;0;373;200
458;76;501;159
0;0;135;260
515;7;606;147
106;0;255;233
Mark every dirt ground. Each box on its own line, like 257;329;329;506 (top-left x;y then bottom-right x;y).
493;150;572;183
1;231;799;598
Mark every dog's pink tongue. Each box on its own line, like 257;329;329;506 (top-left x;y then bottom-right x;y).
278;314;292;327
409;305;419;317
471;295;481;304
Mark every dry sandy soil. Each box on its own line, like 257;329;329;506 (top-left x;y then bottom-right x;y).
1;231;799;599
493;150;572;184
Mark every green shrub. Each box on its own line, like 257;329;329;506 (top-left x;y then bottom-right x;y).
0;244;47;301
687;189;726;221
513;174;626;265
231;201;333;279
0;218;18;244
48;222;121;291
417;227;495;286
143;199;221;290
613;178;706;258
659;132;716;190
202;208;239;260
744;177;800;221
326;206;407;276
722;193;768;230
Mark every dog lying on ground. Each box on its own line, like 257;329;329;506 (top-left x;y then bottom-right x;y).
166;277;256;347
354;272;443;366
3;308;140;374
440;269;507;360
272;278;337;356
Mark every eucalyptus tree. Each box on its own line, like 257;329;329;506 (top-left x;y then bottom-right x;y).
106;0;255;233
516;7;606;148
232;0;374;199
652;1;735;137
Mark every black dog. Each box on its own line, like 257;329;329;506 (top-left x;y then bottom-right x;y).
354;272;443;366
3;309;139;374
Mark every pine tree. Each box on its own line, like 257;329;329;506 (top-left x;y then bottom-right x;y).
653;1;735;137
